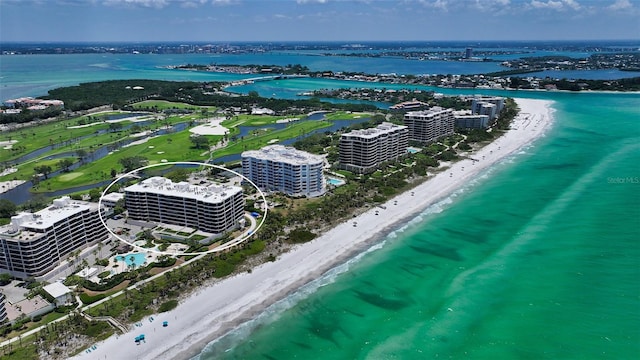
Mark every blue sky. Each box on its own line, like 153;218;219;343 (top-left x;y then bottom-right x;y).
1;0;638;42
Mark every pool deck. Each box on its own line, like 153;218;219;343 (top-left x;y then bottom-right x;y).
108;251;160;276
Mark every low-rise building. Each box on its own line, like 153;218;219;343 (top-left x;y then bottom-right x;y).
404;107;455;144
43;282;74;306
0;197;108;279
124;177;244;234
3;97;64;110
453;110;491;129
339;122;409;174
242;145;326;197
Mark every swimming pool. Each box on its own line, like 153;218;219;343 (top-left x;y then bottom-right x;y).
327;177;345;186
115;253;146;267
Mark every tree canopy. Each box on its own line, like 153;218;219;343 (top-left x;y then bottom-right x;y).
119;156;148;172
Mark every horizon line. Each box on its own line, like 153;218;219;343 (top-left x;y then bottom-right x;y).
2;39;639;44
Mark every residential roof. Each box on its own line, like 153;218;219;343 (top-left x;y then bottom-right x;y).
242;145;324;166
124;177;242;203
43;282;72;298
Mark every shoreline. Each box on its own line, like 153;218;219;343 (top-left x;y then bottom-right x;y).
70;98;555;360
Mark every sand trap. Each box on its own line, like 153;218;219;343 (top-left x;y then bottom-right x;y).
0;140;18;150
70;98;554;360
189;117;229;136
0;179;25;194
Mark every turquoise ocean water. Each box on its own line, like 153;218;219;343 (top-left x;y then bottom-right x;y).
198;92;639;359
1;52;639;359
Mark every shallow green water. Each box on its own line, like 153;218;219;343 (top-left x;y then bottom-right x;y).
197;92;640;360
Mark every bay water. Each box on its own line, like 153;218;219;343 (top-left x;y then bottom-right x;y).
1;50;638;359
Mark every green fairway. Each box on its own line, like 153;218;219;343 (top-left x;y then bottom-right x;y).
3;109;347;194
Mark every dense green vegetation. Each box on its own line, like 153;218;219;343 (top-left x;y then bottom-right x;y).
33;79;377;114
0;107;63;125
287;228;317;243
44;80;208;111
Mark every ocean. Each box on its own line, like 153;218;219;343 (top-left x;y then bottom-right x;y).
1;49;639;359
194;92;640;359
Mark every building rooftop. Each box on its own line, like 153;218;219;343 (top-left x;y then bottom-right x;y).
405;107;452;118
1;197;96;235
125;177;242;203
43;282;72;298
242;145;324;166
342;122;408;139
102;192;125;205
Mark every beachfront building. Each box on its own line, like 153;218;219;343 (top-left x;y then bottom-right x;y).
0;293;7;323
0;197;108;279
453;110;491;129
124;177;244;234
403;107;455;144
42;282;74;306
471;96;505;121
339;122;409;174
242;145;326;197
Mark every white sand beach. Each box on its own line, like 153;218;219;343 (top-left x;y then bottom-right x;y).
70;98;554;360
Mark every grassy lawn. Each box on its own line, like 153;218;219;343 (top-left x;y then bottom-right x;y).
2;156;75;186
0;117;193;183
221;114;297;128
5;108;335;193
211;120;332;158
324;111;373;120
39;130;213;190
2;117;196;184
0;112;160;163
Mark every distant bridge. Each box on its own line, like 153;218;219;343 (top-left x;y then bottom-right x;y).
232;74;310;84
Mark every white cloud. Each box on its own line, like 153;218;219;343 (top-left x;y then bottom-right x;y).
530;0;563;9
181;0;207;8
529;0;583;10
211;0;238;5
472;0;510;11
296;0;329;4
417;0;448;11
103;0;169;8
562;0;580;10
608;0;633;10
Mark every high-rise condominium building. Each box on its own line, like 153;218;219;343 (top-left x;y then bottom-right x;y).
0;197;108;279
471;96;505;120
403;107;455;144
242;145;326;197
124;177;244;234
339;122;409;174
0;293;7;323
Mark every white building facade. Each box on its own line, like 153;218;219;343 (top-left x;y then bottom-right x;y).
0;293;7;323
124;177;244;234
0;197;108;279
339;122;409;174
471;96;505;121
242;145;326;197
453;110;491;129
404;107;455;144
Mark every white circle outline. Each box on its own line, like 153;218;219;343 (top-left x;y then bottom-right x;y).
98;161;268;256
